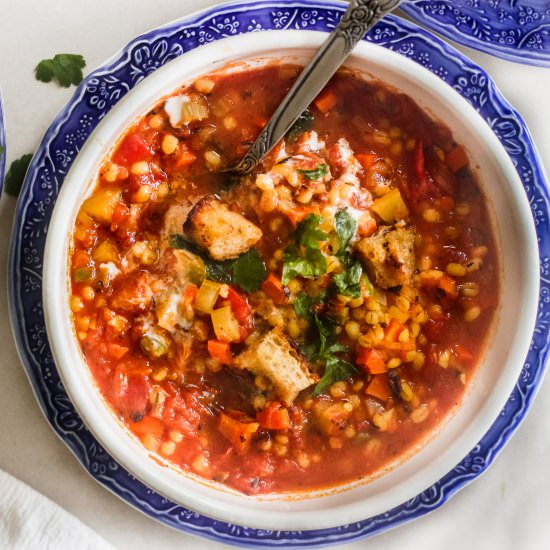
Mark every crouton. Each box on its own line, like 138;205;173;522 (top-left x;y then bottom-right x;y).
234;329;317;405
356;224;415;289
161;199;193;248
184;195;262;261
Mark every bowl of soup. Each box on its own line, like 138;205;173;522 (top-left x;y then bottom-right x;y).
42;31;539;530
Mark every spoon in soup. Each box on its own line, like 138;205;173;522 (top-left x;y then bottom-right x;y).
229;0;402;176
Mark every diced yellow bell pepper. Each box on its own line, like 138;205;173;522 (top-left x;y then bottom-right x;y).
211;306;241;342
195;280;222;314
81;188;122;224
93;239;119;263
371;188;408;223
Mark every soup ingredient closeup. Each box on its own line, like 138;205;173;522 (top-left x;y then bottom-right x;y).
70;64;499;494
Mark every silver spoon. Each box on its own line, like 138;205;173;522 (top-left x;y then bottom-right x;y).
230;0;402;175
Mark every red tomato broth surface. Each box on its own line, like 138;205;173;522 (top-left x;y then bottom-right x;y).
70;63;499;495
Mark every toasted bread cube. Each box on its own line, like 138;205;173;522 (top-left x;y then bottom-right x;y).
184;195;262;261
235;329;317;405
356;224;415;289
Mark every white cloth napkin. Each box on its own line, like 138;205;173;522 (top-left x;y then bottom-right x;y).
0;469;115;550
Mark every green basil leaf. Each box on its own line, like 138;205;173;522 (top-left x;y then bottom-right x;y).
334;209;357;255
282;247;326;285
232;249;267;293
295;214;328;250
333;260;363;298
298;163;328;181
313;356;358;396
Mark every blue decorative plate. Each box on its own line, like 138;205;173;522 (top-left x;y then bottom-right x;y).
8;1;550;547
402;0;550;67
0;91;5;194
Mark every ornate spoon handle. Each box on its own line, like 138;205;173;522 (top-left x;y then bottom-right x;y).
232;0;402;175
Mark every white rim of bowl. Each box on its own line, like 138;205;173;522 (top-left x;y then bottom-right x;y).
43;31;539;530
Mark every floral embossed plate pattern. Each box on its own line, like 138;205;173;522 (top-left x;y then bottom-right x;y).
8;1;550;547
402;0;550;67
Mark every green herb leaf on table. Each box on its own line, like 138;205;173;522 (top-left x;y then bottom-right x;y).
232;248;267;293
334;209;357;255
333;260;363;298
35;54;86;87
286;109;315;141
298;163;329;181
5;153;32;197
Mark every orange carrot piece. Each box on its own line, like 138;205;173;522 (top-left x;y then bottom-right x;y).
174;145;197;168
207;340;233;365
356;347;387;374
261;273;287;305
438;274;458;298
446;145;469;173
218;413;259;453
365;375;392;402
108;343;129;359
358;216;377;237
314;89;337;113
183;283;199;306
132;415;165;440
357;153;378;170
385;318;405;342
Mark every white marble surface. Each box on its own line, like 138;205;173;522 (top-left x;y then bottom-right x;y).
1;1;549;549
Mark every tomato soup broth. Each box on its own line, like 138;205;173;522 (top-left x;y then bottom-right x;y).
69;64;499;494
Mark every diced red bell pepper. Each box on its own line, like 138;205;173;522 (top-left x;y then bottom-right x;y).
226;287;253;325
115;134;153;165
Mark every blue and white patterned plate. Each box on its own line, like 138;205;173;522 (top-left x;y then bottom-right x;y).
0;91;6;194
7;1;550;547
402;0;550;67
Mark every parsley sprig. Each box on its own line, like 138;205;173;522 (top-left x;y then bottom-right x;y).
294;292;358;395
281;214;328;285
170;235;266;293
5;154;32;197
35;54;86;87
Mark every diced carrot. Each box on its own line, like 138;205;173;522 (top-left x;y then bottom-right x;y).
385;318;405;342
382;340;416;352
357;216;377;237
132;415;165;440
207;340;233;365
357;153;378;170
108;343;129;359
285;205;320;225
365;375;392;402
261;273;287;305
183;283;199;307
256;402;290;431
356;347;387;374
438;274;458;299
218;412;259;453
174;145;197;168
445;145;469;173
314;88;338;114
